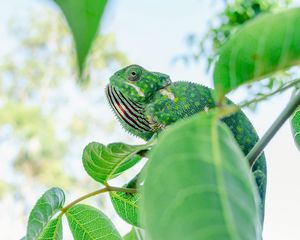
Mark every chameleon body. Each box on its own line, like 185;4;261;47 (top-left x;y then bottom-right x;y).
106;64;267;223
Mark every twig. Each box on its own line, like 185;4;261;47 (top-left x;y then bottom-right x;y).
247;91;300;167
59;185;137;217
239;78;300;108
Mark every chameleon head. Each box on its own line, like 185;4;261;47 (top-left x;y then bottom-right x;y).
107;64;171;103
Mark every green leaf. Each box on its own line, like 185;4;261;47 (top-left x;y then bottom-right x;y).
110;186;141;227
123;227;143;240
213;7;300;101
38;217;62;240
54;0;107;75
66;204;122;240
142;112;260;240
82;142;149;184
291;106;300;150
26;188;65;240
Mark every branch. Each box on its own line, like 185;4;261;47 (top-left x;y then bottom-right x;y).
239;78;300;109
60;187;109;215
107;185;137;193
59;185;137;217
247;91;300;168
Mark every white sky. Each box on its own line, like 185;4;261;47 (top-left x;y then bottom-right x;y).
1;0;300;239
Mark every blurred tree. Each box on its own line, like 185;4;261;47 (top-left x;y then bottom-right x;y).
0;180;10;199
0;5;128;188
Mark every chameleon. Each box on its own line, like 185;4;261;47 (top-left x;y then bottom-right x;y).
105;64;267;224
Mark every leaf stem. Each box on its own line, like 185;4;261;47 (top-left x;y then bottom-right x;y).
247;91;300;167
59;185;137;217
107;185;137;193
59;187;108;216
239;78;300;108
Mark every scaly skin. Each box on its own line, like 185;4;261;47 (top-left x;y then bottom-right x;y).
106;64;266;223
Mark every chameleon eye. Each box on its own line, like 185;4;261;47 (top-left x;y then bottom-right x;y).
126;66;142;81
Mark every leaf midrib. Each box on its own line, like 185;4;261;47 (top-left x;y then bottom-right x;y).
211;117;239;239
110;192;140;209
66;210;96;240
38;217;61;240
106;143;150;182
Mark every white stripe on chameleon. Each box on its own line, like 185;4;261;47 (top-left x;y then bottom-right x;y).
124;82;145;97
159;89;175;101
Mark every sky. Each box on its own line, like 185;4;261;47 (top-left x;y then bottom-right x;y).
1;0;300;239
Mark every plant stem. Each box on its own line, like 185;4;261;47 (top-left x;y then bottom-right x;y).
59;185;137;217
59;187;108;216
240;78;300;108
247;91;300;168
107;185;138;193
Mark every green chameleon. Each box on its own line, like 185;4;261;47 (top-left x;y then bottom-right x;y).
106;64;267;223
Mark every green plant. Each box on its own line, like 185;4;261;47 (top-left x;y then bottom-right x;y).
22;1;300;240
179;0;294;109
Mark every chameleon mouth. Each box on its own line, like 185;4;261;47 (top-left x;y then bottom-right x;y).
105;84;152;132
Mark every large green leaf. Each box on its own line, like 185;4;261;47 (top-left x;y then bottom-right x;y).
54;0;107;75
38;217;62;240
82;142;150;184
291;106;300;151
26;188;65;240
110;186;141;227
142;112;260;240
213;7;300;101
66;204;122;240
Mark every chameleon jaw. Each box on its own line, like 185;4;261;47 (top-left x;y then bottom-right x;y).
105;84;154;134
